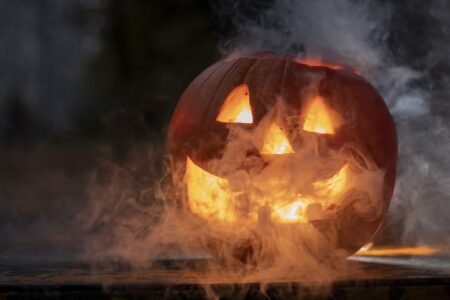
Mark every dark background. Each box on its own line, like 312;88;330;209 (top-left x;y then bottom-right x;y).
0;0;224;262
0;0;221;150
0;0;449;263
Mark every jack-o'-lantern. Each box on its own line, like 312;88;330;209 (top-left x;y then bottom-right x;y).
167;54;397;264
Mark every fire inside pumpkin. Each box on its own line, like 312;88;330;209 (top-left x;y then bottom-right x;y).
168;54;397;262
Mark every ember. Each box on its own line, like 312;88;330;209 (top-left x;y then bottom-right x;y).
356;245;440;257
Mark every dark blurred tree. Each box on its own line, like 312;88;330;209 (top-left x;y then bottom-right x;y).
75;0;220;162
0;92;42;142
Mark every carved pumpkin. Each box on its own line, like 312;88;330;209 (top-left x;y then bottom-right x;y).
168;54;397;263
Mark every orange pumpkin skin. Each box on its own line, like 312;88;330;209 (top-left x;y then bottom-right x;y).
168;54;397;258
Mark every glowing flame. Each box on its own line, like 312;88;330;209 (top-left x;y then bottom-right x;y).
297;58;360;74
184;156;355;225
260;123;294;155
303;96;336;134
313;164;349;197
296;58;343;71
356;246;440;257
216;83;253;124
272;198;308;223
184;157;235;222
184;144;355;225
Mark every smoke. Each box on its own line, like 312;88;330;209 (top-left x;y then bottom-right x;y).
76;0;450;296
13;3;431;299
0;0;103;132
210;0;450;248
44;0;442;292
387;0;450;247
215;0;388;67
2;0;449;298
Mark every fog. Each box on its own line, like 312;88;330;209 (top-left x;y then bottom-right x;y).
0;2;449;296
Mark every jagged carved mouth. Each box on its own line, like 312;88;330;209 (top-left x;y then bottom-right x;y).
184;156;351;224
182;86;383;225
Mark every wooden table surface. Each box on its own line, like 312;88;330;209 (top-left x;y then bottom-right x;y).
1;255;449;299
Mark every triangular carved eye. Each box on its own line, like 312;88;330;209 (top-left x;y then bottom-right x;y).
260;122;294;155
216;83;253;124
302;96;339;134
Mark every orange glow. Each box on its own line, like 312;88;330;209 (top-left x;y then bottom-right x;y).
216;83;253;124
297;58;343;71
272;198;308;223
184;155;351;224
313;164;348;197
356;246;440;257
260;123;294;155
184;157;235;222
302;96;336;134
